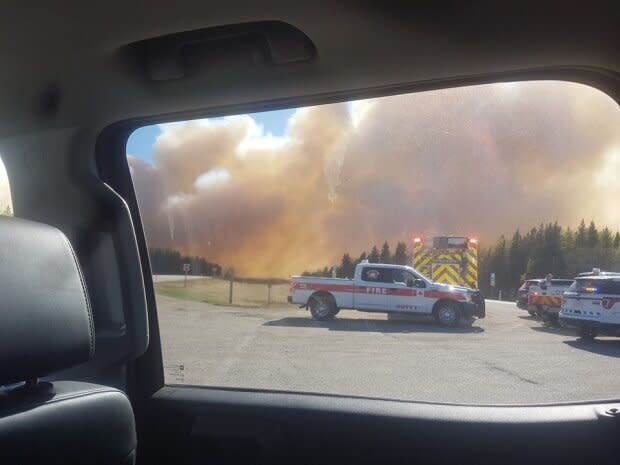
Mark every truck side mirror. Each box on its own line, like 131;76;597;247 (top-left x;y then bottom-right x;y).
414;279;426;288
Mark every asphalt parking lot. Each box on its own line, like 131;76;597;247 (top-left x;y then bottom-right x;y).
157;296;620;404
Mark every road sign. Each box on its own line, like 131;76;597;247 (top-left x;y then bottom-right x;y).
183;263;191;287
490;272;496;287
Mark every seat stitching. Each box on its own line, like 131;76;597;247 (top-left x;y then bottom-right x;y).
60;232;95;358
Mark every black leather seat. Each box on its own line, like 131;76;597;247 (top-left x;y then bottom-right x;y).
0;217;137;464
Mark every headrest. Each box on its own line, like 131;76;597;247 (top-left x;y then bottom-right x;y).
0;217;94;385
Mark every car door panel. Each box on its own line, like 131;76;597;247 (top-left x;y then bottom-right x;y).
355;267;391;310
137;386;620;465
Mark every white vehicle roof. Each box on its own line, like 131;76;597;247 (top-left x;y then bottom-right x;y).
576;268;620;277
357;261;411;269
574;275;620;281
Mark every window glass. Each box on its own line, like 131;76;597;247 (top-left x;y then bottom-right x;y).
362;267;392;283
128;81;620;404
599;280;620;295
446;237;467;248
392;269;415;285
573;279;605;293
0;156;12;217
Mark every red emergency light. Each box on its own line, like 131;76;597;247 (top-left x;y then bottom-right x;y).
469;238;478;245
413;237;422;244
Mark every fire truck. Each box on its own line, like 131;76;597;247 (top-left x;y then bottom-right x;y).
412;236;478;289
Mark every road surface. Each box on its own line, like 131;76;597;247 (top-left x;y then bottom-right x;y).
157;296;620;404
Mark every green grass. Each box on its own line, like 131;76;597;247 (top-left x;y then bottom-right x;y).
154;277;294;307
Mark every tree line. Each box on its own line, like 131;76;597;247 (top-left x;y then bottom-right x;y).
302;241;410;278
479;220;620;299
149;247;221;276
300;220;620;300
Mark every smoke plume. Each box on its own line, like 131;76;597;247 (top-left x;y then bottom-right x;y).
129;81;620;277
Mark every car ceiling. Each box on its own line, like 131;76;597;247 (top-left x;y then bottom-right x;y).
0;0;618;141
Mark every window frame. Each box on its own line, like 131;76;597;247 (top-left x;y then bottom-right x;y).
96;69;620;402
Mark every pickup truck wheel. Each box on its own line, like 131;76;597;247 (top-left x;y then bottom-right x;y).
309;295;336;321
535;305;544;319
435;301;460;327
578;327;597;340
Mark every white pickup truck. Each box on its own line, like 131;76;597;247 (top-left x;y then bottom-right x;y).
288;261;485;326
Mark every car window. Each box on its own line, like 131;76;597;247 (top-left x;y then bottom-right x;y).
571;279;611;294
392;269;415;285
519;280;537;291
599;280;620;295
128;81;620;404
362;267;392;283
0;156;12;217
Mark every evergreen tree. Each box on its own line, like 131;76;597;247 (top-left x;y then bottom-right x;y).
508;229;525;291
586;221;598;248
562;227;575;249
369;246;380;263
614;232;620;248
600;227;613;248
148;247;220;276
576;219;587;246
1;205;11;216
392;242;408;265
524;257;537;280
339;253;354;278
487;235;507;295
380;241;391;263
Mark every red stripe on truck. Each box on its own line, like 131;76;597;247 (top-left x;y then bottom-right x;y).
390;288;418;296
291;282;439;297
292;282;358;293
423;290;466;301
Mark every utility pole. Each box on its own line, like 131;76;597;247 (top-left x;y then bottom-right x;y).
267;283;272;306
228;270;234;304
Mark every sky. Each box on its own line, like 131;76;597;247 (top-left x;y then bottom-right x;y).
127;108;296;163
24;80;617;278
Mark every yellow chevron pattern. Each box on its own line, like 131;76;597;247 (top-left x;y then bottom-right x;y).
413;247;431;279
433;252;462;262
412;247;429;267
432;264;462;285
465;245;478;288
412;238;479;288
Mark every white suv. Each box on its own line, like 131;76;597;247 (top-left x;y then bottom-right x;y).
560;276;620;339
